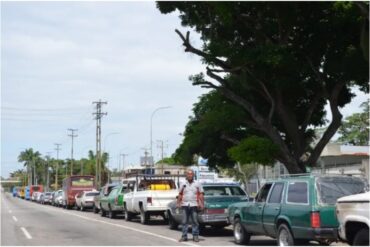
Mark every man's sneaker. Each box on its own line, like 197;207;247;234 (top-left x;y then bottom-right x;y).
179;237;188;242
193;236;199;242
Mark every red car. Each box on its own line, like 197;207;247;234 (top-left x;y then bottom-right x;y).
62;175;96;209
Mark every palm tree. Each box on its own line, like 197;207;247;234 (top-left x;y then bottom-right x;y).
18;148;42;186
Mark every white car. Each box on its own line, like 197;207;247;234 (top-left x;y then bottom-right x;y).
123;175;181;224
31;192;40;201
75;190;99;211
336;191;369;246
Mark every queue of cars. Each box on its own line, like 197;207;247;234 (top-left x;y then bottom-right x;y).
12;174;369;246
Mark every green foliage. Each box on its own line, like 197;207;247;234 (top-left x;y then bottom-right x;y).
174;90;258;167
228;136;278;165
338;101;369;145
156;157;176;165
158;2;369;173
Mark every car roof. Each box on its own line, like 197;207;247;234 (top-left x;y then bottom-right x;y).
202;183;241;186
264;174;363;183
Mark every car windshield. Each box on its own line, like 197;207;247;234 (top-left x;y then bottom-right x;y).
203;186;246;196
86;192;99;197
316;177;366;204
45;192;52;196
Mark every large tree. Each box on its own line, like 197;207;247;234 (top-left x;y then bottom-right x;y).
158;2;369;173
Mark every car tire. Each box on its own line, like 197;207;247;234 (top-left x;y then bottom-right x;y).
108;205;115;219
124;205;133;221
168;211;178;230
140;207;149;224
80;205;85;211
100;204;105;217
233;218;250;245
277;223;294;246
93;204;99;214
352;228;369;246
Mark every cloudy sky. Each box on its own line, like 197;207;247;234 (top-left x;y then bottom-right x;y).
1;1;368;178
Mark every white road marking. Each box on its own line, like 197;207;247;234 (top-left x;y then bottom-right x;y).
12;216;18;222
20;227;32;239
61;211;199;246
10;197;198;246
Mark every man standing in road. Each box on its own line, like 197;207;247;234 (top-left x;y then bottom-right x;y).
177;169;204;242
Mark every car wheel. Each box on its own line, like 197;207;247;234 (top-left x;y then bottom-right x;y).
168;211;178;230
233;218;250;245
140;207;149;224
124;205;133;221
353;228;369;246
277;223;294;246
100;204;105;217
108;205;115;219
80;204;85;211
93;204;99;214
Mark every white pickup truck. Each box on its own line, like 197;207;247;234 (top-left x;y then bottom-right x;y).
336;191;369;246
122;175;183;224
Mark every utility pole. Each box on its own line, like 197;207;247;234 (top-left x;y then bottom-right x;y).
45;152;52;191
54;143;61;189
93;99;107;188
68;128;78;176
157;140;168;174
120;153;127;179
141;148;151;174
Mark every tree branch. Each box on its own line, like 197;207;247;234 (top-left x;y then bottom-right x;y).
304;82;345;166
175;29;231;69
220;134;240;145
301;91;324;131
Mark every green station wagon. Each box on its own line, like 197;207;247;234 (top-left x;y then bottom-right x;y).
167;183;248;231
228;175;366;246
99;184;126;219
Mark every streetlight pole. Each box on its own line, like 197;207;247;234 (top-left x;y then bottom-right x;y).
150;106;171;168
103;132;119;183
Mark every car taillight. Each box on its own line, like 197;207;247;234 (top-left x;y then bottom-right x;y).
147;197;152;204
311;212;321;228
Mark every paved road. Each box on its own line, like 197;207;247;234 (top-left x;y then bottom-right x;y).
1;191;346;246
0;191;277;246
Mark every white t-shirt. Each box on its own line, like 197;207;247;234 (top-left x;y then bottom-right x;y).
179;180;204;207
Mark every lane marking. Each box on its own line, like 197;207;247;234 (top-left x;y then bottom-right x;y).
12;216;18;222
61;211;198;246
20;227;32;239
9;197;198;246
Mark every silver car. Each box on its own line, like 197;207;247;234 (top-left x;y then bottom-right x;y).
53;190;63;207
75;191;99;211
42;192;53;204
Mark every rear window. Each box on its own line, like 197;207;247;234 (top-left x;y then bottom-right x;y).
203;186;246;196
86;192;99;197
317;177;366;205
33;186;40;191
287;182;308;204
71;177;94;187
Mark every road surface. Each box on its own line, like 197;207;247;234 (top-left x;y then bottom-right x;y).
1;191;346;246
1;191;277;246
